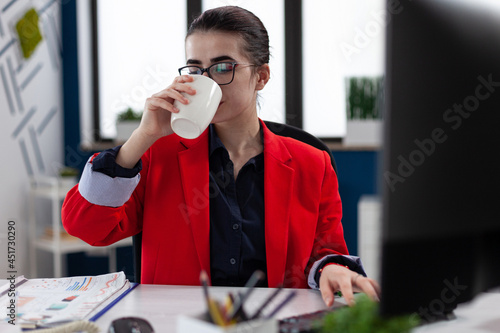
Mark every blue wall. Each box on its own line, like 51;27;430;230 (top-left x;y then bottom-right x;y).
61;0;92;169
333;150;379;256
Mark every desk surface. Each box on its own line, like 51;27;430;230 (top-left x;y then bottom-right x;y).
89;285;500;333
95;284;338;332
93;286;500;333
1;282;499;332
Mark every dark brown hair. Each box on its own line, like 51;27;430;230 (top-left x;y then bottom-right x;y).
187;6;270;66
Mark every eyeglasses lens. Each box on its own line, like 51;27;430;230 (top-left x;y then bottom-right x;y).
181;67;202;75
179;62;235;85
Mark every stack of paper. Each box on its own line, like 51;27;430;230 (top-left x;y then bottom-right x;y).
0;272;132;329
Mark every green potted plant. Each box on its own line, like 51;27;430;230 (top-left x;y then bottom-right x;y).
116;107;142;142
344;76;384;146
58;166;80;188
321;294;419;333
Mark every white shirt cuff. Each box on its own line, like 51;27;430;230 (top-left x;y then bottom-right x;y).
307;254;366;289
78;157;141;207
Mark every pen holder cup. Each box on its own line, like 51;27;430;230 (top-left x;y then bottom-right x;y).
177;313;277;333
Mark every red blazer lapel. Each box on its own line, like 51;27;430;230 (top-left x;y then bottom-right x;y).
177;131;211;276
262;122;295;287
175;123;295;286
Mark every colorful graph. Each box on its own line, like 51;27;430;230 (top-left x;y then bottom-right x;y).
46;303;68;311
65;277;92;291
96;274;119;296
26;279;62;290
17;296;35;307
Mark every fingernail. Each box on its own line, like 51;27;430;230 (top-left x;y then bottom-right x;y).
324;297;332;306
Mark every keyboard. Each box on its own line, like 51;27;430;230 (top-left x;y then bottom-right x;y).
279;308;335;333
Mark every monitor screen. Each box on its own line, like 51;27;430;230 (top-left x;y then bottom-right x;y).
380;0;500;319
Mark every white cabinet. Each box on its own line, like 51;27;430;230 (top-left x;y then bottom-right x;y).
28;176;132;278
357;195;382;282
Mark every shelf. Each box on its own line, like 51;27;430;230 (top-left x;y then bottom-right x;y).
31;184;75;198
29;175;133;278
30;177;77;200
327;142;380;151
34;237;132;254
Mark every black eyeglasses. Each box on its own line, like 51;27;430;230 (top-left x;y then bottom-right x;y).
178;62;254;85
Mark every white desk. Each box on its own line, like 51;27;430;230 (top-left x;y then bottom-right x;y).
1;282;499;332
93;286;500;333
412;290;500;333
95;284;340;332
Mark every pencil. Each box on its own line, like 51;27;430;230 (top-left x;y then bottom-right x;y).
265;290;297;319
200;270;226;326
199;270;210;306
222;292;238;325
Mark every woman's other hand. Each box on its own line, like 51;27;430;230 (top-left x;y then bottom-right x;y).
319;264;381;307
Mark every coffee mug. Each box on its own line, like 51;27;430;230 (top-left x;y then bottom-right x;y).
171;75;222;139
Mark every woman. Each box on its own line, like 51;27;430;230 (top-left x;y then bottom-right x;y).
62;6;379;307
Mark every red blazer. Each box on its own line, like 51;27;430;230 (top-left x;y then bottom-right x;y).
62;120;348;288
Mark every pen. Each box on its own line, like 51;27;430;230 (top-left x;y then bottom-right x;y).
265;290;297;319
248;286;283;320
0;277;27;298
89;283;139;322
226;270;265;321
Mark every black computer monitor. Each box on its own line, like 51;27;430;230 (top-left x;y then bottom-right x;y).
380;0;500;319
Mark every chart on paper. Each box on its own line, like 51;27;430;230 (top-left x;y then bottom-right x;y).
0;272;130;327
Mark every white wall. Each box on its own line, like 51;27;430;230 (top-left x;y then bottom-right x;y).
0;0;64;278
303;0;385;137
94;0;187;139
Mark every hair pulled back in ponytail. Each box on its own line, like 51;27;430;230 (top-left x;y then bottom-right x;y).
187;6;270;66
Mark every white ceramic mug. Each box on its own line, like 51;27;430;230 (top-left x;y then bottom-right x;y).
171;75;222;139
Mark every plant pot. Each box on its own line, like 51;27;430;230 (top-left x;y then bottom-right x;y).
344;119;382;146
58;176;78;189
116;120;140;142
